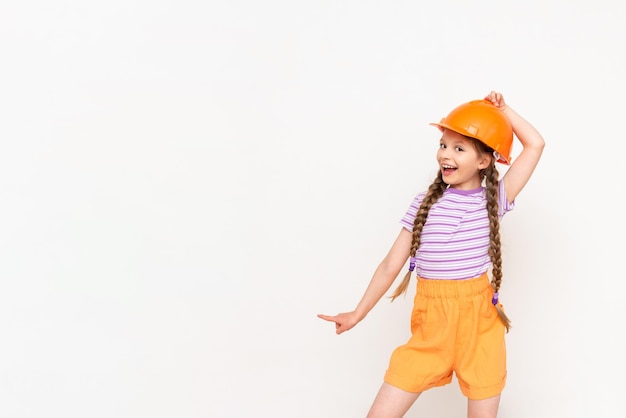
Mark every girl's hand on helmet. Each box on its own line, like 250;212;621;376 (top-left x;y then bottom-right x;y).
317;311;360;335
485;90;508;111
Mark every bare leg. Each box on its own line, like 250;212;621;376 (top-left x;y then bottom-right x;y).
467;394;501;418
366;382;421;418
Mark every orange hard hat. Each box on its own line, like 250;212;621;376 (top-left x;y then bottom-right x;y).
430;99;513;164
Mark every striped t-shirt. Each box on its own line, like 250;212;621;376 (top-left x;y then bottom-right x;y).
400;180;514;280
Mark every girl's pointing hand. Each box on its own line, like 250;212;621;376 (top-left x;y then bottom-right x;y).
317;312;360;335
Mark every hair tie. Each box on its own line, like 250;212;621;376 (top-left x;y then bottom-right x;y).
491;292;499;305
409;257;416;272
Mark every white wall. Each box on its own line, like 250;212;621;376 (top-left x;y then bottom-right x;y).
0;1;624;417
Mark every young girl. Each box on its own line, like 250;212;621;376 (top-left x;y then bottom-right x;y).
318;91;545;418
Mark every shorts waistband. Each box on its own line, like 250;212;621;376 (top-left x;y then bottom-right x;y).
416;272;491;299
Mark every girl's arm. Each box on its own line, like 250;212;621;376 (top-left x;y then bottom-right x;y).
486;91;545;203
318;228;412;335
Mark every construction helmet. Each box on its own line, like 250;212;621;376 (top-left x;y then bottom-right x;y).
430;99;513;164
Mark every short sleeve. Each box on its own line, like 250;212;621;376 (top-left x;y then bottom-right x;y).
498;180;515;218
400;192;426;231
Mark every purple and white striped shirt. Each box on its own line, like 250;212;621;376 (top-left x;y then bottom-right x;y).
400;180;514;280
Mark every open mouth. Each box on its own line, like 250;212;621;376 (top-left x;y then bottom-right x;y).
441;164;457;176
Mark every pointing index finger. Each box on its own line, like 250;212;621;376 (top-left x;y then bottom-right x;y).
317;314;336;322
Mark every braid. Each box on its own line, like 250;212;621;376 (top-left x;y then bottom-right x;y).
389;172;447;301
484;162;512;332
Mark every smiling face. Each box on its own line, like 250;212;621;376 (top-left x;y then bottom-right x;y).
437;129;493;190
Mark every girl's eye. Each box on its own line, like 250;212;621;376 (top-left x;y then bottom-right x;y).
455;146;464;152
439;143;446;149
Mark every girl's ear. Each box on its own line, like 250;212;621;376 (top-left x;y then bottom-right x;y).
478;153;493;170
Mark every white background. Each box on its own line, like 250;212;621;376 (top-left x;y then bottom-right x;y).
1;1;625;417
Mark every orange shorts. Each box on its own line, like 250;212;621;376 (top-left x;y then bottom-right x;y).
384;273;506;400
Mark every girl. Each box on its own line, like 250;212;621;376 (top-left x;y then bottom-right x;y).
318;91;545;418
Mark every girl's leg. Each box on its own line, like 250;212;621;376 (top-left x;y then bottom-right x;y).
366;382;421;418
467;394;501;418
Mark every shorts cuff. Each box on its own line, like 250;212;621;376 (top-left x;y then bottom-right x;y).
384;369;452;394
459;373;507;400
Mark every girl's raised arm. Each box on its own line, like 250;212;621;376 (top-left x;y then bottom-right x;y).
485;91;545;203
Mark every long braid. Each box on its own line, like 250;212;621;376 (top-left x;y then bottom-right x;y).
389;172;447;301
484;162;512;332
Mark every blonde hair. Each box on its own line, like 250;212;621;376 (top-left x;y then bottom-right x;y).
390;138;512;332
